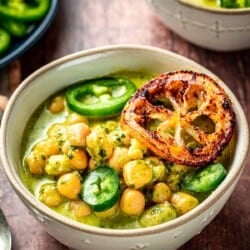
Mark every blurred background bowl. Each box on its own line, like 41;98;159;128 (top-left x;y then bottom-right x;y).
146;0;250;51
1;45;249;250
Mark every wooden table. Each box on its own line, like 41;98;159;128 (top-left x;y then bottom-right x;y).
0;1;249;249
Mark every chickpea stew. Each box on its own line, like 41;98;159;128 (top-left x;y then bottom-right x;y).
20;71;235;229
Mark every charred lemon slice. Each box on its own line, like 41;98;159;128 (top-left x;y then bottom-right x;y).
121;71;235;167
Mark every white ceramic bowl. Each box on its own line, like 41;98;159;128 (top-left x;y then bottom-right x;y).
147;0;250;51
0;45;249;250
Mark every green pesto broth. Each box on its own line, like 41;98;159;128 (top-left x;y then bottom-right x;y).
20;71;155;229
20;71;234;229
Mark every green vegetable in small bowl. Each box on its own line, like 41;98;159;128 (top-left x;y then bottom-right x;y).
0;0;51;56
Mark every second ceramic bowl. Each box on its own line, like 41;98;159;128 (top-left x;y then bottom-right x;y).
147;0;250;51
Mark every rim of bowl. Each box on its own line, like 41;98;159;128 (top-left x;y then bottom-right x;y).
178;0;250;14
1;44;249;237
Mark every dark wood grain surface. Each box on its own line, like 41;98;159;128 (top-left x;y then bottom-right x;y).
0;1;249;249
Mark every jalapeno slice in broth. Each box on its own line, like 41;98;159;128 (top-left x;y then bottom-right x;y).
66;77;136;118
81;166;120;212
182;163;227;193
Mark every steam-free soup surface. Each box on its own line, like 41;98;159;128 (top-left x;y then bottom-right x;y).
20;71;234;229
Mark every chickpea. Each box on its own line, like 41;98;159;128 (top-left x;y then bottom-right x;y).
123;160;152;189
108;147;130;174
145;156;163;167
70;201;92;218
47;95;65;113
139;202;177;227
128;139;147;160
86;130;113;162
57;171;82;200
65;113;88;125
145;156;167;182
39;183;64;207
152;182;172;203
61;140;71;154
88;158;97;171
120;188;145;216
152;164;167;182
34;137;60;158
108;130;131;146
69;148;88;170
67;123;91;147
45;154;72;176
26;150;46;175
170;192;199;215
95;203;119;219
167;164;193;191
100;120;118;133
47;123;67;143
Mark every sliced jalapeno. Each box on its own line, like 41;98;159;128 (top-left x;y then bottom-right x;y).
182;163;227;193
0;28;11;55
81;166;120;212
0;0;51;22
66;77;136;117
0;19;33;37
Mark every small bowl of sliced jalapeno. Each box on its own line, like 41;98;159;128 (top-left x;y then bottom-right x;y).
146;0;250;51
0;45;249;250
0;0;59;68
